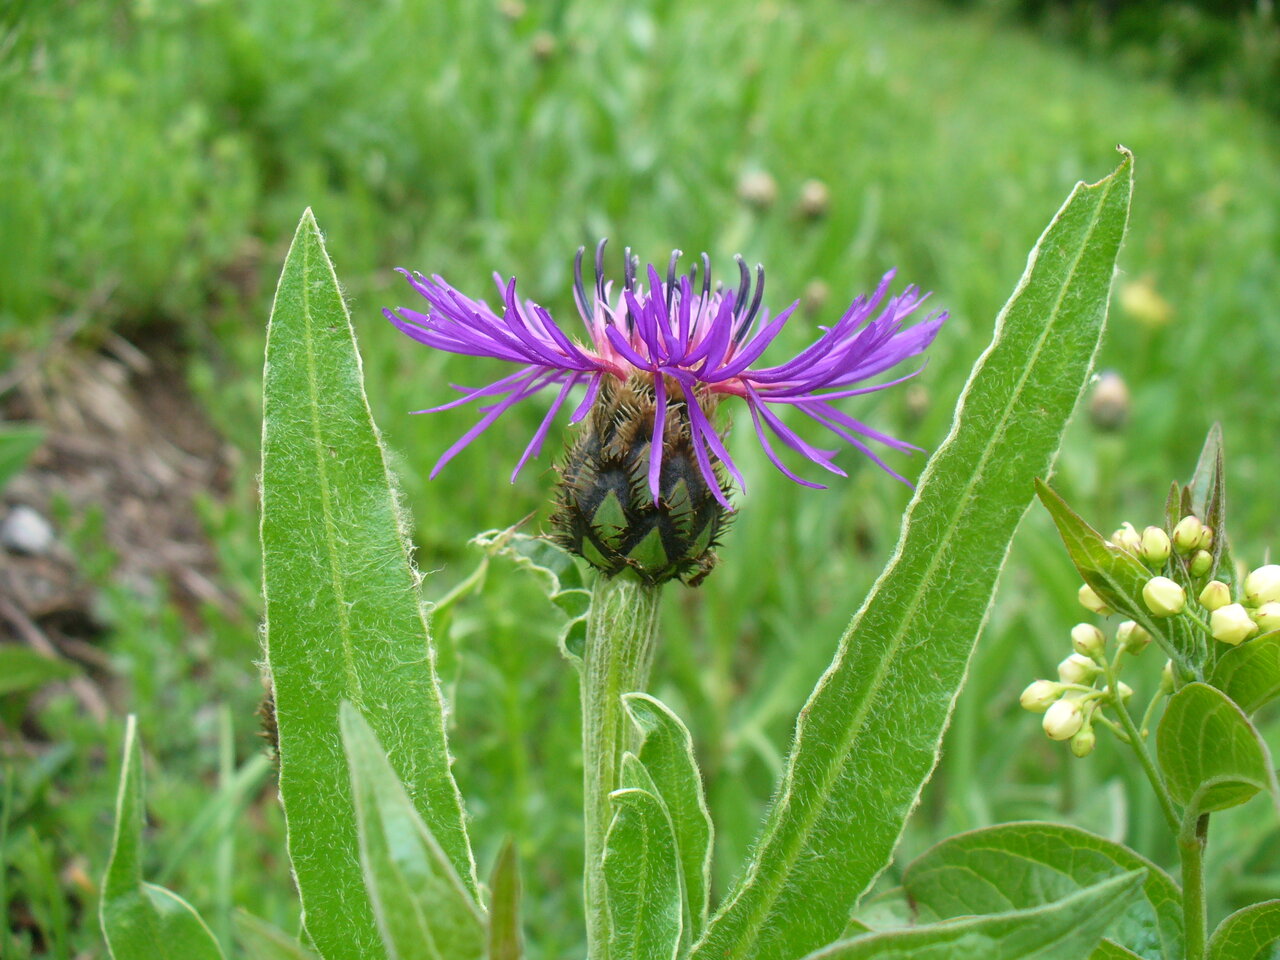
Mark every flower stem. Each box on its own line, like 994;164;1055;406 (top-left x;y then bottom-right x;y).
1102;658;1180;834
1180;813;1210;960
581;574;662;960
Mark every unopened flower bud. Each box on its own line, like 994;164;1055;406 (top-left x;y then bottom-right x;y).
1189;550;1212;578
737;170;778;211
1078;584;1113;616
1172;516;1204;555
1160;659;1175;692
1142;576;1185;617
1071;623;1106;659
1088;371;1130;432
797;179;830;219
1043;698;1085;741
1210;603;1258;646
1070;726;1097;757
1140;526;1171;565
1199;580;1231;612
1254;602;1280;633
1020;679;1063;713
1111;522;1141;554
1197;526;1214;551
1058;653;1099;685
1107;681;1133;702
1244;565;1280;607
1116;620;1151;654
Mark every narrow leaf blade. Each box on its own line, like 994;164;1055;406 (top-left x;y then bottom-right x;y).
1207;900;1280;960
234;910;321;960
487;840;523;960
694;152;1134;960
261;210;476;959
0;423;43;491
605;788;683;960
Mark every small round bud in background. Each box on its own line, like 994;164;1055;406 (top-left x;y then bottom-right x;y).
1058;653;1099;685
1111;522;1142;554
1140;526;1171;565
1088;371;1130;432
1078;584;1113;616
1143;576;1185;617
797;179;830;219
1020;679;1063;713
1070;726;1097;757
531;31;558;61
1160;659;1175;692
801;279;829;317
1071;623;1106;659
1172;516;1205;555
737;170;778;211
1119;276;1173;329
499;0;526;18
1043;698;1085;741
1254;602;1280;633
1189;550;1213;578
1210;603;1258;646
1244;565;1280;607
904;384;930;424
1117;620;1151;654
1199;580;1231;612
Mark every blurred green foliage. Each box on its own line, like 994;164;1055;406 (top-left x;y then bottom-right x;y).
2;0;1279;957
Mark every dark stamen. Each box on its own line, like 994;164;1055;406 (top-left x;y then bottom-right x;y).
573;246;589;317
700;253;712;302
623;246;637;292
594;239;609;305
735;263;766;343
665;250;682;313
732;255;751;320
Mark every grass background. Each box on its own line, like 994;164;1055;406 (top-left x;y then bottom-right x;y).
3;0;1279;956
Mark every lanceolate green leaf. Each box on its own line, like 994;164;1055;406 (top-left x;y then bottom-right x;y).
0;422;43;492
1210;632;1280;714
261;210;476;960
0;645;78;696
693;152;1134;960
100;716;226;960
800;871;1146;960
487;840;523;960
1207;900;1280;960
901;822;1181;960
1157;681;1279;816
623;692;714;937
340;703;486;960
604;788;683;960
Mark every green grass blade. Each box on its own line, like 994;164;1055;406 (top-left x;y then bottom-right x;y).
486;839;523;960
802;872;1146;960
604;787;683;960
693;150;1133;960
234;910;321;960
340;703;486;960
260;209;477;960
100;716;226;960
1206;900;1280;960
0;423;43;492
0;645;78;696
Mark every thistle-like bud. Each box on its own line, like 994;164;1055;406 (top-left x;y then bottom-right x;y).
1254;602;1280;633
1020;679;1063;713
1172;516;1204;555
1210;603;1257;646
1244;565;1280;607
1110;522;1141;554
1189;550;1213;578
1070;623;1106;659
553;376;729;586
1116;620;1151;654
1140;526;1171;565
1199;580;1231;612
1078;584;1113;616
1142;576;1185;617
1043;698;1085;741
1058;653;1099;685
1070;726;1097;757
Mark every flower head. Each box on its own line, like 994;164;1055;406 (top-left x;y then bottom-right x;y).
385;241;946;509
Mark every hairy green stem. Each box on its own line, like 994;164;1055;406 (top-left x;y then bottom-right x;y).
581;575;662;960
1103;659;1180;834
1180;813;1210;960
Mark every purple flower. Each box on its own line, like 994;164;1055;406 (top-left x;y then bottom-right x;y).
385;242;946;509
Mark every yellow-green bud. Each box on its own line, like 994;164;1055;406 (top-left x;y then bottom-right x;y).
1254;602;1280;633
1111;522;1142;554
1189;550;1213;578
1078;584;1113;616
1058;653;1099;685
1043;698;1085;741
1244;565;1280;607
1071;623;1106;659
1020;679;1063;713
1197;526;1214;551
1116;620;1151;654
1160;659;1175;692
1172;516;1204;555
1107;681;1134;702
1210;603;1257;646
1199;580;1231;612
1142;576;1185;617
1140;526;1171;565
1070;726;1097;757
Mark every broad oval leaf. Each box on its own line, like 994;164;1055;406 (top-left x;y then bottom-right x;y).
1157;682;1279;816
692;152;1134;960
261;210;477;959
901;821;1181;960
100;716;226;960
339;703;486;960
1211;632;1280;714
801;870;1146;960
1207;900;1280;960
605;787;683;960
